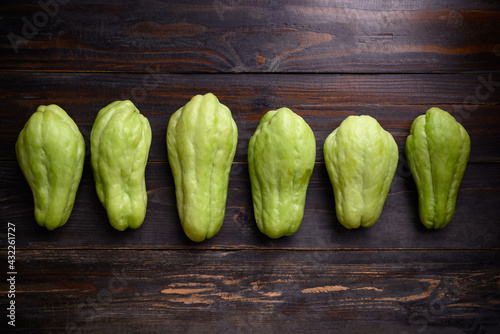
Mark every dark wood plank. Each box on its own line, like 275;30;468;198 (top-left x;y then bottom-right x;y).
2;249;499;333
1;1;499;73
1;72;499;163
2;160;498;250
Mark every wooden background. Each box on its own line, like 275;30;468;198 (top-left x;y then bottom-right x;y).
1;1;500;333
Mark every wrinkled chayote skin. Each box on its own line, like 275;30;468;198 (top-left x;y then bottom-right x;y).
167;93;238;242
16;105;85;230
248;108;316;238
405;107;470;229
324;115;398;229
91;100;152;231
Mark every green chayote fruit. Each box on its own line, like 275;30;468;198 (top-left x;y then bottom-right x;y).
16;105;85;230
324;115;398;229
248;108;316;238
405;107;470;229
91;100;152;231
167;93;238;242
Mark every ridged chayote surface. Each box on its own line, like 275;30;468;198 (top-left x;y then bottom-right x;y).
324;115;398;229
405;107;470;229
91;100;152;231
248;107;316;238
16;104;85;230
167;93;238;242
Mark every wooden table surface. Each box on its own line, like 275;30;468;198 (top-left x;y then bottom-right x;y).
1;1;500;333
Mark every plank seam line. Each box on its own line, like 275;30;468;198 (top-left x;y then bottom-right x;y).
7;247;500;252
1;70;499;75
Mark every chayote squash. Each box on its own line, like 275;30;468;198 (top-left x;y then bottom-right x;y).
167;93;238;242
16;104;85;230
405;107;470;229
91;100;152;231
324;115;398;229
248;107;316;238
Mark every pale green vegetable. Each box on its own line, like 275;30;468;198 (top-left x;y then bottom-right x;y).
248;107;316;238
324;115;398;228
91;100;152;231
16;104;85;230
405;107;470;229
167;93;238;242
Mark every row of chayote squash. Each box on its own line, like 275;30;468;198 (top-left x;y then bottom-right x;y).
16;93;470;241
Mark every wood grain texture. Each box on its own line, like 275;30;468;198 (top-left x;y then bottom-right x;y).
1;249;498;333
1;1;499;73
1;72;499;164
